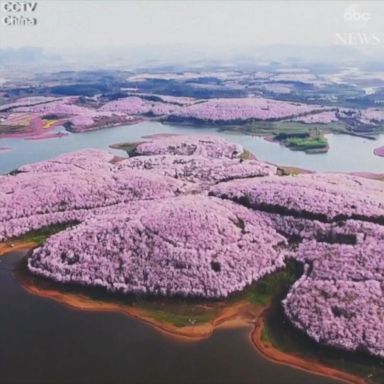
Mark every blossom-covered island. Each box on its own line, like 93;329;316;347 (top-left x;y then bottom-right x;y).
1;87;384;153
1;135;384;381
374;146;384;158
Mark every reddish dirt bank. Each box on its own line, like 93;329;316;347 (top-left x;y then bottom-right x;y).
18;273;258;341
250;310;367;384
0;241;37;255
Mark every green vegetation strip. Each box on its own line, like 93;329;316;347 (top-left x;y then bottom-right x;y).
14;222;79;245
246;261;302;306
221;121;347;137
139;302;218;328
285;136;328;151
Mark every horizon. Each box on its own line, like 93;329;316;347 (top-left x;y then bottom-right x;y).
1;0;384;62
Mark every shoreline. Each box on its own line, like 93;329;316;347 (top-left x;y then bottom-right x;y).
18;270;258;341
0;118;144;141
0;241;37;256
0;241;367;384
373;146;384;158
250;310;367;384
2;241;255;341
263;134;329;154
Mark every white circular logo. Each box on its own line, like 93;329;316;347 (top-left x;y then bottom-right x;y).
343;4;370;29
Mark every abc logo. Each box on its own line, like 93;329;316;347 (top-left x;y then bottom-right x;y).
344;4;370;22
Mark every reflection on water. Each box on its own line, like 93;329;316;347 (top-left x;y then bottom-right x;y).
0;251;341;384
0;121;383;174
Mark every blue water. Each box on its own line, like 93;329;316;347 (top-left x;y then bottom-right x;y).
0;121;383;174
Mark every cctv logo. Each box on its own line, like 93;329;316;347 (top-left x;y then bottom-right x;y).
2;2;37;12
1;1;38;26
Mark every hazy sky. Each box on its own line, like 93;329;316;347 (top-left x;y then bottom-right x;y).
1;0;384;51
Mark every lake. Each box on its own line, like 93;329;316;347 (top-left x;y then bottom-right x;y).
0;121;383;174
0;250;340;384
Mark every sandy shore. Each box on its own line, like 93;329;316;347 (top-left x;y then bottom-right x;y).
1;242;367;383
277;165;313;175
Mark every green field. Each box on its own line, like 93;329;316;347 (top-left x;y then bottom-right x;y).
13;222;79;245
220;121;348;153
221;120;347;136
284;135;328;152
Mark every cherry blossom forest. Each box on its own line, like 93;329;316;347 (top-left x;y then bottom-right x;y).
1;134;384;359
1;94;384;135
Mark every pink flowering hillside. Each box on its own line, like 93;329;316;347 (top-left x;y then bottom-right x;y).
210;173;384;357
18;149;116;173
14;99;135;132
13;98;91;115
168;97;326;123
0;151;186;240
284;278;384;358
1;137;271;241
100;96;326;123
0;96;59;112
291;110;338;124
132;135;244;159
0;97;135;135
0;169;185;240
2;93;383;140
209;173;384;223
99;96;181;116
281;219;384;359
360;108;384;126
283;223;384;358
117;155;277;186
28;196;287;298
